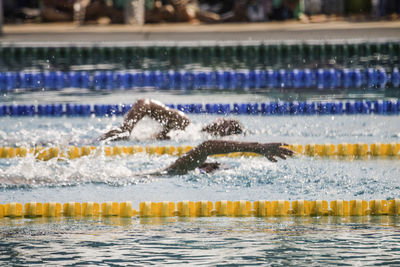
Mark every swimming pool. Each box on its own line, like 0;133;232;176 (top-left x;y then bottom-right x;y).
0;90;399;265
1;40;400;265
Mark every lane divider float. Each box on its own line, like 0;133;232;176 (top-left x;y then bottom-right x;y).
0;67;398;91
1;100;399;116
1;40;399;68
0;143;399;161
1;199;399;218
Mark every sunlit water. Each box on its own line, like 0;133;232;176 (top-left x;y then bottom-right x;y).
1;91;400;265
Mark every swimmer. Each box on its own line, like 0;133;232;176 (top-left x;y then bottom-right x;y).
0;136;292;189
99;99;293;175
148;140;294;175
99;99;244;141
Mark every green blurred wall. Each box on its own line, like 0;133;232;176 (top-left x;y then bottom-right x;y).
345;0;372;14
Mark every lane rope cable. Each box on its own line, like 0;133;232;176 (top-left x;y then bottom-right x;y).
1;100;399;116
0;67;398;91
0;143;399;160
0;199;399;218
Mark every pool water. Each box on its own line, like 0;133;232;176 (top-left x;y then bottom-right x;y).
1;216;400;266
1;91;400;266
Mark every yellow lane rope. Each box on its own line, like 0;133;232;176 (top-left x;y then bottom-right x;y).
0;143;399;161
1;199;399;218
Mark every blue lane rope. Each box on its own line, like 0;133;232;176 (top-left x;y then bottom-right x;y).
0;68;398;91
0;100;399;116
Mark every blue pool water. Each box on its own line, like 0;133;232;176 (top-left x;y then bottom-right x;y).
1;91;400;265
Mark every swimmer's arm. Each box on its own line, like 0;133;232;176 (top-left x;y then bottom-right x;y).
164;140;293;175
99;99;190;141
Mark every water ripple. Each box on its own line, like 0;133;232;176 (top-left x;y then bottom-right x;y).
1;217;400;266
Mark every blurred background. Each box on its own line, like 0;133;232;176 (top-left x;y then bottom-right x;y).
2;0;400;26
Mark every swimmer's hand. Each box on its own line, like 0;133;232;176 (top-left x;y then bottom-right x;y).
98;128;130;142
256;143;294;162
198;162;221;173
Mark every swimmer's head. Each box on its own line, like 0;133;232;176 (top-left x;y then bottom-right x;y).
201;118;244;136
